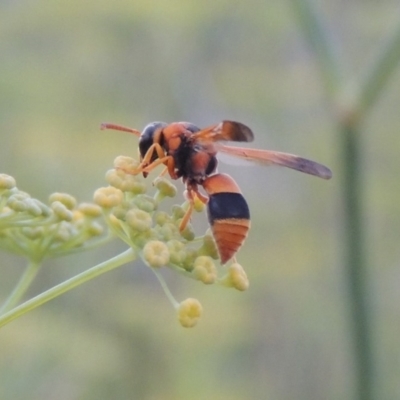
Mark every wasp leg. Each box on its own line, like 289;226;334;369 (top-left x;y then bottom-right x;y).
179;185;208;232
114;143;167;176
141;143;166;167
191;185;209;204
179;187;196;232
140;143;168;177
141;155;174;175
159;166;169;177
121;143;170;178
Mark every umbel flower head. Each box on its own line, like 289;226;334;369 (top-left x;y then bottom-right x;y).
0;174;108;262
94;156;249;327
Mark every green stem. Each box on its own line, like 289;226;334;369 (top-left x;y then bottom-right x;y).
0;260;42;314
152;268;179;308
290;2;377;399
0;247;136;329
341;125;374;400
357;17;400;116
289;0;343;98
49;232;114;257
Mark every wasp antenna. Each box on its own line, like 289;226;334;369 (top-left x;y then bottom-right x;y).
100;123;141;137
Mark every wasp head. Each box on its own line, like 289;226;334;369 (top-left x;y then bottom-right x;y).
138;121;168;161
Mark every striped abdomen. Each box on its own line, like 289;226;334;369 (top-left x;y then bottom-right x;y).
202;174;250;264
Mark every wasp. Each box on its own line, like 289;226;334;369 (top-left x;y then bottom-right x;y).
101;120;332;264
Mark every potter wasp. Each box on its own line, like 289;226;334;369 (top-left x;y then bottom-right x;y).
101;120;332;264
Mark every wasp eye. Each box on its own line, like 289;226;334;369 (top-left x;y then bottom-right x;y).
139;121;168;159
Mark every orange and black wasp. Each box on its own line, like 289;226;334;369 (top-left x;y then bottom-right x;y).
101;120;332;264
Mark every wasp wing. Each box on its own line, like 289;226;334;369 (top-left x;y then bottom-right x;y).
217;144;332;180
191;121;254;143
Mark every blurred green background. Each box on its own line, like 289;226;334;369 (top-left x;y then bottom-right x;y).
1;1;400;399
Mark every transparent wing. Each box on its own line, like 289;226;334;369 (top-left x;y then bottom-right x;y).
217;144;332;179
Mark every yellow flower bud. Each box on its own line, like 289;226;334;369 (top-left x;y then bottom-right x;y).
192;256;217;284
105;169;122;187
53;223;73;242
51;201;74;221
193;195;206;212
113;156;140;174
134;229;158;248
125;209;152;232
142;240;170;268
198;232;219;259
6;192;30;212
48;192;77;210
130;181;147;195
220;263;249;291
133;195;157;213
21;227;44;240
180;223;195;241
154;211;171;226
112;204;128;220
25;198;43;216
167;239;186;265
34;200;51;217
93;186;123;208
177;298;203;328
171;205;185;220
182;248;198;271
87;221;104;236
154;177;177;198
108;213;123;230
72;210;85;223
105;169;146;194
0;206;13;218
156;222;179;241
78;203;102;217
0;174;16;190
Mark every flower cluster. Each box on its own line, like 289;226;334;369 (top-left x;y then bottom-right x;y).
0;173;108;263
94;156;249;327
0;158;249;328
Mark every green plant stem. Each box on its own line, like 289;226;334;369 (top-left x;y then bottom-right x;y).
357;18;400;116
0;247;136;329
152;268;179;308
290;2;377;399
341;125;374;400
289;0;343;98
0;260;41;315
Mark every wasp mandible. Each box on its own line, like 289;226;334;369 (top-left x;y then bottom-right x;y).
101;120;332;264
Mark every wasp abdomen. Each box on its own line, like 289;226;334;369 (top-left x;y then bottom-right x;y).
207;192;250;222
203;174;250;264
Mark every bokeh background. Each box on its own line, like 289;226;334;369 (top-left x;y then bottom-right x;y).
1;1;400;399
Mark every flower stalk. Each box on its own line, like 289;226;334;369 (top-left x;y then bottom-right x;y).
0;248;136;329
0;259;41;315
